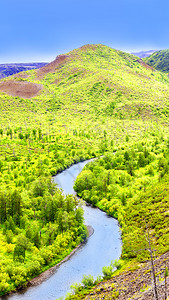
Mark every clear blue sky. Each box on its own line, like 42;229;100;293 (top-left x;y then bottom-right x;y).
1;0;169;63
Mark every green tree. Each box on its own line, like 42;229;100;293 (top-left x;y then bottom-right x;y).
0;160;3;172
0;128;3;136
127;161;135;176
82;274;94;288
75;207;84;224
137;153;145;167
13;234;31;262
32;230;41;248
124;150;130;161
8;216;15;233
10;189;22;224
0;190;7;223
13;244;25;262
74;170;95;194
6;230;13;244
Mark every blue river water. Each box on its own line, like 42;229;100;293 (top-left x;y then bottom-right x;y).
2;160;122;300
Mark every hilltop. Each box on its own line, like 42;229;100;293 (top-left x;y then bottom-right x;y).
144;49;169;73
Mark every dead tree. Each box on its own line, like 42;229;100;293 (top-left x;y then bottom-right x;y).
145;222;158;300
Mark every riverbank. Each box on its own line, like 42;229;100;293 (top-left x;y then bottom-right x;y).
28;225;94;287
1;225;94;298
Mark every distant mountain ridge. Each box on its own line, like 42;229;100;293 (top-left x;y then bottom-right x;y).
131;50;157;58
0;63;48;79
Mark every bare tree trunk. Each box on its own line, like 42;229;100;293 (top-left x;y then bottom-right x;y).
164;263;168;300
146;222;158;300
165;271;167;300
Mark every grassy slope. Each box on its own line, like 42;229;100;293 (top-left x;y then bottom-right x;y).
1;44;169;128
1;44;169;296
144;49;169;73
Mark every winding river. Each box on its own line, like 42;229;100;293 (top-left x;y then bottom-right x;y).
3;160;122;300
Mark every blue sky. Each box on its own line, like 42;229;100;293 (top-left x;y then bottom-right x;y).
1;0;169;63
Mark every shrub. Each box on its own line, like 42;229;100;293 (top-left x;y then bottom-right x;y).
70;282;82;294
82;274;94;288
6;243;14;253
27;260;41;276
0;280;9;294
102;265;113;278
111;259;122;270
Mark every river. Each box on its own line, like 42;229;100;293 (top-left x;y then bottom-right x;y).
2;160;122;300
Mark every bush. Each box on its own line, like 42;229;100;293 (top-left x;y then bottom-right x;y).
13;245;25;262
13;274;27;287
111;259;121;270
27;260;41;276
11;266;27;287
82;274;94;288
102;265;113;278
6;243;14;253
70;282;82;294
0;280;9;294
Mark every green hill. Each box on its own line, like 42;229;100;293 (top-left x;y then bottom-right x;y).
144;49;169;73
1;44;169;296
1;44;169;133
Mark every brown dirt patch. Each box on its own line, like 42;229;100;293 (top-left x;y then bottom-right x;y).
36;55;69;80
78;44;98;51
52;78;63;85
120;103;154;119
138;59;154;70
0;80;43;99
13;73;30;79
36;45;97;80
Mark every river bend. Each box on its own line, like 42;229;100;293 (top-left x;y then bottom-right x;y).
3;160;122;300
